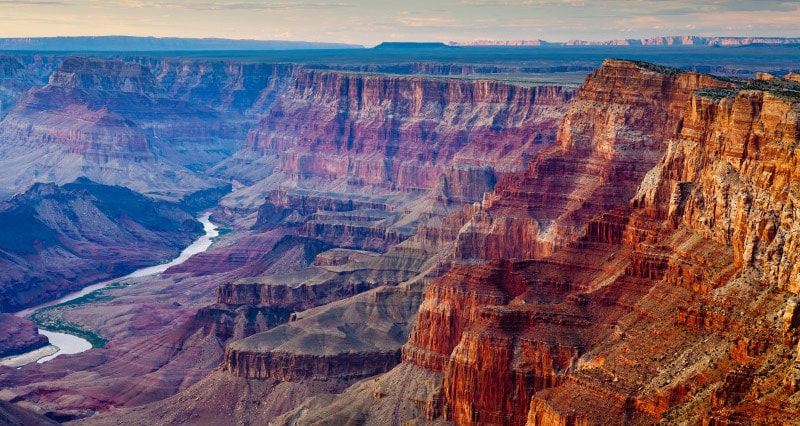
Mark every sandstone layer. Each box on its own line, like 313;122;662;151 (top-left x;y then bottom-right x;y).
278;60;800;425
7;54;800;426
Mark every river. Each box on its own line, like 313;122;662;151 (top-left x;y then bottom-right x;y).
2;213;219;367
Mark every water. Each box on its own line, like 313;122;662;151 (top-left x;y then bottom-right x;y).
5;213;218;366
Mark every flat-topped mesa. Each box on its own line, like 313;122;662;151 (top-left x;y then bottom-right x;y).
453;60;733;261
48;56;163;95
244;69;575;193
221;284;423;382
633;77;800;291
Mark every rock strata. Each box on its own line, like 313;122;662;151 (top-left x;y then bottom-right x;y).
0;314;48;357
278;60;800;425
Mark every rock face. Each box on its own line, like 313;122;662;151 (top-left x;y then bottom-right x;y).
277;60;800;425
454;59;730;261
11;54;800;426
0;314;48;357
245;69;572;194
0;178;201;312
0;56;240;199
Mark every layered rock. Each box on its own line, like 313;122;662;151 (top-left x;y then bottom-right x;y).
634;79;800;290
0;178;201;312
282;60;800;425
243;69;573;195
453;59;732;261
0;56;236;199
0;314;48;358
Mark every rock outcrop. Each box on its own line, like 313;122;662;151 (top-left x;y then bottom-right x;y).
11;53;800;426
244;69;572;194
0;178;201;312
0;56;238;199
277;60;800;425
454;59;731;261
0;314;48;358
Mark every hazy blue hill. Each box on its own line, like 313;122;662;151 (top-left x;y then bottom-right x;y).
0;36;364;51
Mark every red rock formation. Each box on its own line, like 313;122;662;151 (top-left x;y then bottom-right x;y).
454;59;731;261
0;314;48;357
244;69;573;193
379;60;800;425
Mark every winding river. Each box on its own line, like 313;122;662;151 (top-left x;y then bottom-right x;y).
3;213;219;367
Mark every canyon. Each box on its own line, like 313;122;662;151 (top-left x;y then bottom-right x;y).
0;46;799;425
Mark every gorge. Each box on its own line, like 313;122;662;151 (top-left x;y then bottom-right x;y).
0;45;799;425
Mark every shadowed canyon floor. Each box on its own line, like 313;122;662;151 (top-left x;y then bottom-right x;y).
1;47;800;425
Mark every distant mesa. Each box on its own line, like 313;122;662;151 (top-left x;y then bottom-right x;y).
449;36;800;47
373;42;453;49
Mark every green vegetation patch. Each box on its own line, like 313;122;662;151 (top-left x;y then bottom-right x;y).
695;78;800;102
27;283;127;348
695;87;742;99
30;308;108;348
616;59;682;76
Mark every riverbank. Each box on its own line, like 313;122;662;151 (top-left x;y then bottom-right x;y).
2;213;218;367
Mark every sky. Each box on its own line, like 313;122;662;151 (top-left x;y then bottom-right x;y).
1;0;799;47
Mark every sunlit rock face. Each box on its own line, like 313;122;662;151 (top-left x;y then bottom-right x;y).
13;55;800;426
269;61;800;426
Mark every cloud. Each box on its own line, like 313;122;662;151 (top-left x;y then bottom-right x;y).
396;16;464;28
120;1;353;11
0;0;67;5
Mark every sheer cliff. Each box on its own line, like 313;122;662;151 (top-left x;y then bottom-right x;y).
272;61;800;425
243;69;571;195
0;55;578;424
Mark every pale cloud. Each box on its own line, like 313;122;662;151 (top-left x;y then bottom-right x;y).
0;0;799;45
396;17;464;28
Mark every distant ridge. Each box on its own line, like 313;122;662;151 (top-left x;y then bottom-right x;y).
0;36;364;51
374;42;452;49
450;36;800;47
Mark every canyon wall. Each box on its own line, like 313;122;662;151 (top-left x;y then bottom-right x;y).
11;54;800;426
453;59;731;261
244;69;572;195
277;60;800;425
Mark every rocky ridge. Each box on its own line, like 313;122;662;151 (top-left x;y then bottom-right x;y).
0;178;201;312
0;314;48;358
273;60;800;425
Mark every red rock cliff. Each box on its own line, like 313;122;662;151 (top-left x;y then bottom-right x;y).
398;60;759;425
453;60;732;261
245;69;574;194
